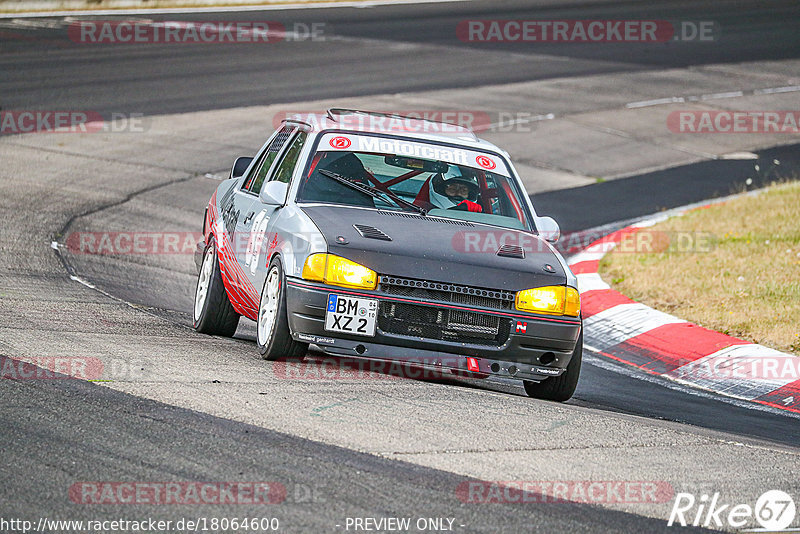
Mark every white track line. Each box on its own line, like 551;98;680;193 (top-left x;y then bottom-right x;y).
626;96;685;109
626;85;800;108
700;90;744;100
754;85;800;95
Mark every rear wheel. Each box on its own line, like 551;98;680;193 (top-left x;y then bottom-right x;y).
257;258;308;361
523;329;582;402
193;237;239;337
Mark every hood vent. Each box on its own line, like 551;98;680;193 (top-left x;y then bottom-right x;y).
377;210;475;227
354;224;392;241
497;244;525;259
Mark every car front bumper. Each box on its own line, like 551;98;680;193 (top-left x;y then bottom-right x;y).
285;278;581;382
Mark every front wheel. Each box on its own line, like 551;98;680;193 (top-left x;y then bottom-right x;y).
523;329;582;402
257;258;308;361
193;237;240;337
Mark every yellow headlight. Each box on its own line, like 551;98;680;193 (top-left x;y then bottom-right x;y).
301;253;377;290
516;285;581;317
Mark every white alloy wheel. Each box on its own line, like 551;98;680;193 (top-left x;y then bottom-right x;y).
257;266;281;347
194;244;215;322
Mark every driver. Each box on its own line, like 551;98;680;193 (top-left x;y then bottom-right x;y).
428;174;483;212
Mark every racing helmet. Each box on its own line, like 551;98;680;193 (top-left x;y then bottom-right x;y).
429;174;480;209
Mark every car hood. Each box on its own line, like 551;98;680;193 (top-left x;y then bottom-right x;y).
299;205;567;291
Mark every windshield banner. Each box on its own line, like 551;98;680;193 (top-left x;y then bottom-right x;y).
319;133;511;177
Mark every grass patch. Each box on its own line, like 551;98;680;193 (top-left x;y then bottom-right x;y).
598;181;800;354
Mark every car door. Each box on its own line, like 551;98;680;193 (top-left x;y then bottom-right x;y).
238;127;308;293
224;125;295;311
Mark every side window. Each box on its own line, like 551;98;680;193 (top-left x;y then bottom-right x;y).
245;126;294;194
242;150;266;191
270;132;307;185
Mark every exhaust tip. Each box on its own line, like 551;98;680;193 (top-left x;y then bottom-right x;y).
540;352;556;365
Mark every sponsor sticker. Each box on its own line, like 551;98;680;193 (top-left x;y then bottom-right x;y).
319;133;511;176
475;155;496;170
329;136;351;149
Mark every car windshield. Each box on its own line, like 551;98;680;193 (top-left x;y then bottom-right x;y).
297;144;531;231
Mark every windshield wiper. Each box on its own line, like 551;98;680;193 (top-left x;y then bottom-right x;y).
318;169;427;215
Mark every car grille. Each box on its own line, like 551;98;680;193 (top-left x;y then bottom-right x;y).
379;276;514;309
377;276;514;346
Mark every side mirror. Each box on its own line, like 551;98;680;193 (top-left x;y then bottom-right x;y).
537;216;560;243
230;156;253;179
259;181;288;206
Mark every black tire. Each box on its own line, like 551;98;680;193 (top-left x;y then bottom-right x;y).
523;328;582;402
256;258;308;361
193;237;240;337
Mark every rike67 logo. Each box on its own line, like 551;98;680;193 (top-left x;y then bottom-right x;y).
668;490;796;530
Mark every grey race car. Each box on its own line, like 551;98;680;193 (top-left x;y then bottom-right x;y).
193;109;582;401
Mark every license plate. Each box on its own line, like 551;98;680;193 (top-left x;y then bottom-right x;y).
324;294;378;337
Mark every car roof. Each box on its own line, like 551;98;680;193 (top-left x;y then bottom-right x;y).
282;108;507;155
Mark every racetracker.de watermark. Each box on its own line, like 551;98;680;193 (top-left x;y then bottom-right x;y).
273;356;465;381
1;355;152;381
456;480;674;504
0;356;103;380
64;231;323;256
0;111;146;135
68;21;325;44
457;20;717;42
65;231;205;255
64;229;716;257
668;111;800;133
277;109;563;134
276;110;490;133
672;355;800;381
454;229;716;255
69;482;286;504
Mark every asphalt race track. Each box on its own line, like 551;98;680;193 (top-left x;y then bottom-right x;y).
1;1;800;533
1;0;798;115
